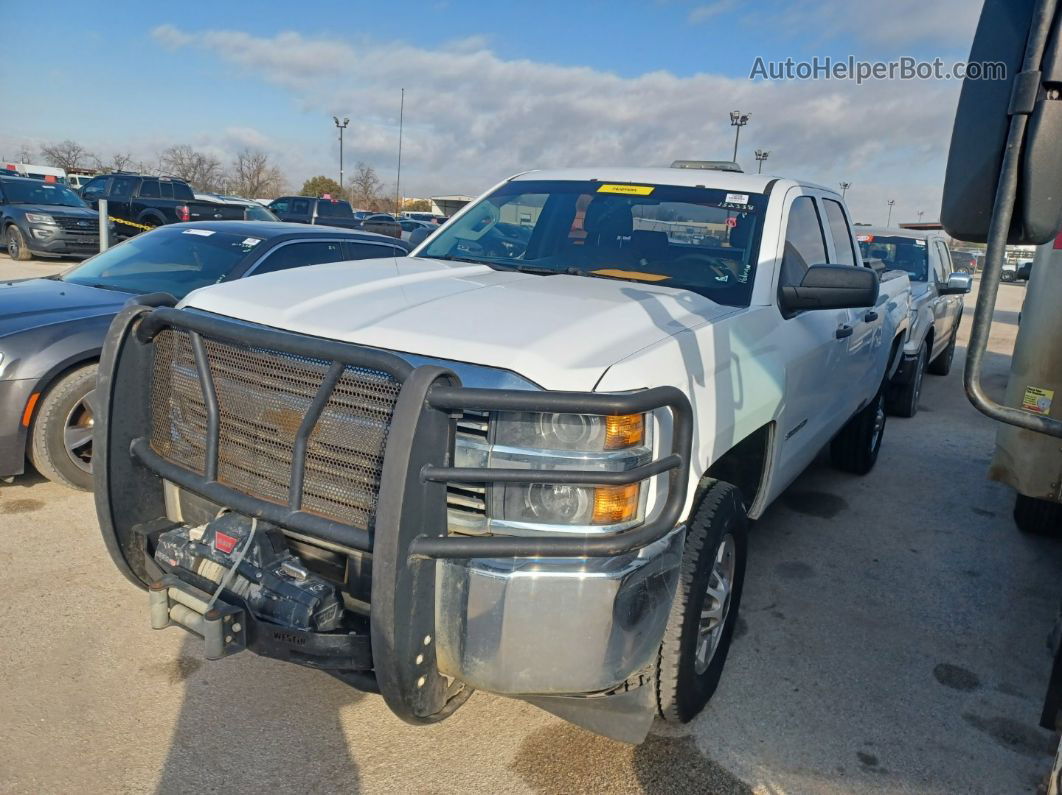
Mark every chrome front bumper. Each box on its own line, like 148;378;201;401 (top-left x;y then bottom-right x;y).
434;525;685;695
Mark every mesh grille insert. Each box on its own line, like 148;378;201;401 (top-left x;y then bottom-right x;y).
149;327;401;530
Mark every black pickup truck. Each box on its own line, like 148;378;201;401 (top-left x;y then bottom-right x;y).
267;195;362;231
79;173;244;237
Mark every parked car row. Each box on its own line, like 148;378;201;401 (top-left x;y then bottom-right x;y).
0;222;411;488
267;195;404;239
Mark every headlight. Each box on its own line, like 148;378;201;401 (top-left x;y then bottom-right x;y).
452;410;652;535
24;213;57;225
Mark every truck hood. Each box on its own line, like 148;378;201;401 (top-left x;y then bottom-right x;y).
10;204;98;219
181;257;736;390
0;277;129;338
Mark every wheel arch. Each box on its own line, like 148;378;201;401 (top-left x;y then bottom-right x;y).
700;423;773;517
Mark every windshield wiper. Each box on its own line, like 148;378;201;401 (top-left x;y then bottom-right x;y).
431;255;559;276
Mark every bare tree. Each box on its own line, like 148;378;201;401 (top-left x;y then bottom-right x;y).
16;144;35;164
348;162;383;209
228;149;286;199
159;145;225;191
92;152;135;174
40;140;95;172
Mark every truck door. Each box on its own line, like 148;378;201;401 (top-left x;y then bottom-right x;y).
820;197;882;396
290;197;312;224
106;175;137;225
773;191;855;482
932;240;959;353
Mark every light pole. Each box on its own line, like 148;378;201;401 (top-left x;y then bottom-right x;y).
917;210;925;223
839;181;851;199
886;199;895;227
729;110;750;163
396;88;405;214
754;149;770;173
333;116;349;195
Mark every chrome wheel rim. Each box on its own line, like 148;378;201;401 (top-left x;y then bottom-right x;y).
870;392;886;450
695;533;736;674
64;389;95;473
8;231;19;258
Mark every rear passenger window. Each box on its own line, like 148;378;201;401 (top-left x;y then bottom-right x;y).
160;181;173;199
292;199;311;215
251;241;346;276
822;199;857;267
780;196;827;289
172;182;195;200
346;242;397;260
139;179;160;198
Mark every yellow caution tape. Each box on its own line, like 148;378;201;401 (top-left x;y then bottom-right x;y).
109;216;156;232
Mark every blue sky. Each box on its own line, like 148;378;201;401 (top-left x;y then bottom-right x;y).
3;0;981;222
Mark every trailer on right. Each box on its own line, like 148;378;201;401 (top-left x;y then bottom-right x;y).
940;0;1062;783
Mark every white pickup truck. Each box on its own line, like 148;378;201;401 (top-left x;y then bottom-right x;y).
95;163;910;743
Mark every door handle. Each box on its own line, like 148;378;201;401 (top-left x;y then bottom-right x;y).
864;310;878;322
836;324;853;339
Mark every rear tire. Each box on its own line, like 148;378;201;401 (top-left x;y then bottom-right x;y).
656;481;748;723
830;387;886;475
28;365;98;490
886;341;926;418
927;327;958;376
1014;493;1062;536
6;225;32;261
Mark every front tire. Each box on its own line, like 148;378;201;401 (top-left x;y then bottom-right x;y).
887;341;926;418
28;365;98;490
927;327;958;376
1014;493;1062;535
656;481;748;723
6;225;32;261
830;387;886;475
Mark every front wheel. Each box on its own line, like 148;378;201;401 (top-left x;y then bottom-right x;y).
6;225;32;261
830;387;886;475
887;341;926;418
927;327;958;376
656;481;748;723
28;365;98;490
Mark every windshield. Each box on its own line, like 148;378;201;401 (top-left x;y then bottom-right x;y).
1;179;86;208
61;227;261;298
245;203;278;221
857;234;928;281
419;179;766;306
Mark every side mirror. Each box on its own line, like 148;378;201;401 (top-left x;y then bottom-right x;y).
940;272;974;295
780;264;879;313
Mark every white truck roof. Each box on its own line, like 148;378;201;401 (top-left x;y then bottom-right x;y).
508;166;837;198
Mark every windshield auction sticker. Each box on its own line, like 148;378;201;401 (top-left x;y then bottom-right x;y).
597;184;654;196
1022;386;1054;415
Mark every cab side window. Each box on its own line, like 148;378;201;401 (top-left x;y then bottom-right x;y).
251;240;346;276
935;241;952;280
822;199;857;267
82;177;109;200
138;179;160;198
291;198;311;215
110;176;137;199
780;195;827;289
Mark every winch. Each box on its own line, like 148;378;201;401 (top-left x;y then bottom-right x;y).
154;513;343;632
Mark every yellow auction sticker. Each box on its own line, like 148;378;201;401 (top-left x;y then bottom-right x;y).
597;183;655;196
1022;386;1055;415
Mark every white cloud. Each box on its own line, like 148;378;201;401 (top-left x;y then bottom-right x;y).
143;24;968;222
688;1;736;24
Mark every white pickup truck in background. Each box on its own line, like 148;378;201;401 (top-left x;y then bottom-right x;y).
95;163;911;744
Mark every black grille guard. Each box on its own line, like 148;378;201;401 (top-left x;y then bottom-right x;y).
94;297;693;724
